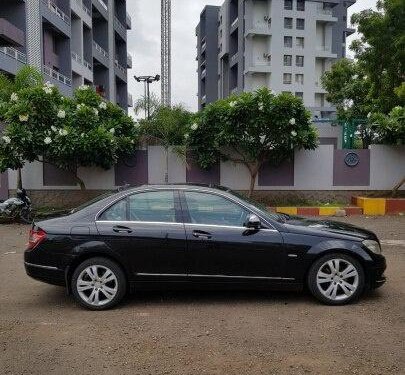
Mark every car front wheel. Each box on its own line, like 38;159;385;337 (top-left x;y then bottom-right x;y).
71;257;126;310
308;253;365;305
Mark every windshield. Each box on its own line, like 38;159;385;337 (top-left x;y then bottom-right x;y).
225;189;287;223
70;192;115;214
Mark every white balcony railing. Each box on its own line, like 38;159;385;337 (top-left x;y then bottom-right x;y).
74;0;91;17
43;65;72;86
71;51;92;71
231;17;238;29
231;53;238;63
114;60;126;74
93;40;109;58
42;0;71;25
114;16;126;35
97;0;108;11
0;46;27;64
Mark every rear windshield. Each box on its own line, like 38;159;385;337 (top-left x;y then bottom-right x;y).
70;192;115;214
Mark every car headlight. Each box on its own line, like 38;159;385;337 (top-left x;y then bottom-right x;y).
362;240;382;254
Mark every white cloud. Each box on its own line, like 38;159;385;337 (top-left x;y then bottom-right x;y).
128;0;377;115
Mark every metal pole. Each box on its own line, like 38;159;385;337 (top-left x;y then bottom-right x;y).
146;79;151;120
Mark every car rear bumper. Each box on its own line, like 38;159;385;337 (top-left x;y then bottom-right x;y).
24;261;66;287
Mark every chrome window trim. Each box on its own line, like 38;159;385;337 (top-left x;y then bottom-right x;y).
185;223;278;232
96;220;184;226
94;187;277;230
136;272;295;281
25;262;58;271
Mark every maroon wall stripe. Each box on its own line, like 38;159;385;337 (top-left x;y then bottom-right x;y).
258;159;294;187
115;150;148;187
333;149;370;186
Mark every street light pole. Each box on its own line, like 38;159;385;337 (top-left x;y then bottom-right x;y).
134;75;160;119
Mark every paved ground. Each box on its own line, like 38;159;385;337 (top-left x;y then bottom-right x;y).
0;216;404;375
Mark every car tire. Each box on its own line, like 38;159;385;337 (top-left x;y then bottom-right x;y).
308;253;365;305
71;257;127;310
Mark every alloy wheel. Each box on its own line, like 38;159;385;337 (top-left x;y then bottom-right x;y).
316;258;359;302
76;265;118;307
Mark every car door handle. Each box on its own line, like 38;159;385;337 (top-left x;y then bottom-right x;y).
192;230;212;240
113;225;132;234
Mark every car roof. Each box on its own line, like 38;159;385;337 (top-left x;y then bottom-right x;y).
121;184;232;194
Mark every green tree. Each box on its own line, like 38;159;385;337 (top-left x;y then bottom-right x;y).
351;0;405;113
321;59;375;148
133;92;161;119
187;88;318;197
139;105;193;183
0;70;139;190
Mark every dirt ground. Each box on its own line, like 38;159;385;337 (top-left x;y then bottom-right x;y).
0;216;404;375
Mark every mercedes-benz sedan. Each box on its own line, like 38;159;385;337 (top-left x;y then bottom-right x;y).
24;185;386;310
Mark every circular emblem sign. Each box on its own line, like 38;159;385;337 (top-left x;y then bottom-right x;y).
344;152;360;167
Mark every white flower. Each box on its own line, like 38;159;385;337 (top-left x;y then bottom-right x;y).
134;123;140;128
352;74;359;80
78;85;89;91
259;135;266;144
367;112;372;119
2;136;11;144
59;129;68;136
99;102;107;110
51;125;57;132
44;137;52;145
229;101;237;108
57;109;66;119
184;133;189;140
110;128;115;134
289;118;296;125
270;90;276;95
45;81;55;88
81;133;85;138
43;86;52;94
130;139;135;144
93;108;99;116
258;102;264;111
19;114;29;122
291;130;297;137
10;93;18;102
191;123;198;131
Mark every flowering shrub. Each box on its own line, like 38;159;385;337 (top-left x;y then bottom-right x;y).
187;88;318;196
0;70;139;189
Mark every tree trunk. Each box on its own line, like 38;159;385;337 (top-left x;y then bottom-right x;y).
164;146;169;184
392;177;405;198
73;174;86;191
17;168;22;190
248;169;258;198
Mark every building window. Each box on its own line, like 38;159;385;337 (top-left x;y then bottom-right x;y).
296;37;304;48
297;0;305;11
284;36;293;48
296;18;305;30
284;0;293;10
284;55;292;66
284;17;293;29
295;92;303;99
283;73;292;84
295;74;304;84
296;55;304;67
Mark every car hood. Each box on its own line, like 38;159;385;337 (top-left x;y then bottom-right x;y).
282;216;377;240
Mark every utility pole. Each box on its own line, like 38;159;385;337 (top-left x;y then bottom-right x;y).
161;0;171;107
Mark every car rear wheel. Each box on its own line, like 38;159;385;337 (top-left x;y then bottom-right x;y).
71;257;126;310
308;253;365;305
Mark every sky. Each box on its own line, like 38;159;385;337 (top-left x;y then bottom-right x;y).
126;0;377;116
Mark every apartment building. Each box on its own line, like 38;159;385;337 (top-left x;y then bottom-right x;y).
0;0;132;110
196;0;355;118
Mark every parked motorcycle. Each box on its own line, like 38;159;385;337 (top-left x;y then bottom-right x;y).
0;189;33;224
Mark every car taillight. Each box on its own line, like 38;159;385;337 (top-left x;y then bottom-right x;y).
27;228;47;250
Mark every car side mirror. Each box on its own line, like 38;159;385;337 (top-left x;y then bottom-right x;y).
245;214;261;230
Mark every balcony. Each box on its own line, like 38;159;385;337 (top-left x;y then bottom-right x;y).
126;12;132;30
201;68;207;78
245;21;271;37
92;40;109;67
72;51;92;70
93;40;108;58
316;6;338;23
71;0;92;25
0;46;26;64
114;59;127;81
245;56;272;74
97;0;108;11
114;16;127;40
0;18;25;47
316;46;337;59
92;0;108;20
230;52;238;67
43;65;71;86
42;0;71;25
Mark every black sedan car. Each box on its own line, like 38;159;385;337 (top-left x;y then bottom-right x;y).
24;185;386;310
